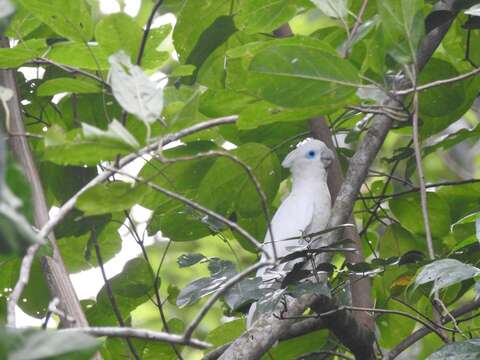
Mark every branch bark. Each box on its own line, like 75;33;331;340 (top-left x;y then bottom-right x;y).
62;327;212;349
0;37;89;329
219;1;462;358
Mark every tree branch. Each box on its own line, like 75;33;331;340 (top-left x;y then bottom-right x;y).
61;327;212;349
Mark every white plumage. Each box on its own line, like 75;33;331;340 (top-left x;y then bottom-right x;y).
247;139;334;326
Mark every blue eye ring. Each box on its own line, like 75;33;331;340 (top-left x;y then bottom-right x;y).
306;150;316;159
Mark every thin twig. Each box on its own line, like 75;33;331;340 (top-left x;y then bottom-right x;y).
394;66;480;95
408;63;445;338
32;58;109;88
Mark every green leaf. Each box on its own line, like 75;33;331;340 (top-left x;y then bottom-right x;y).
148;204;212;241
76;182;148;215
95;13;142;60
419;58;480;137
205;319;245;348
389;193;451;239
427;338;480;360
437;182;480;223
173;0;233;62
379;224;423;258
141;25;172;70
224;277;267;311
227;37;359;108
86;257;153;325
310;0;348;18
138;141;218;210
169;64;196;77
198;143;281;217
177;253;206;268
59;219;122;273
0;328;101;360
0;256;50;319
177;259;236;308
82;120;140;150
197;31;268;89
19;0;94;42
263;329;329;359
377;0;425;64
0;39;46;68
234;0;303;34
4;4;42;38
37;78;102;96
42;123;137;166
47;42;109;70
415;259;480;295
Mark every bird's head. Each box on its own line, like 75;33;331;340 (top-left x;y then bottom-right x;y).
281;139;334;176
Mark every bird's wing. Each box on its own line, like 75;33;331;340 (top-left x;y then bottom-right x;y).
262;192;315;260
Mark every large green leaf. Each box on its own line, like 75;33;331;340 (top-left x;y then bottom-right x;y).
95;13;142;60
389;193;451;239
234;0;307;34
4;3;41;39
139;141;218;210
47;42;109;70
19;0;94;42
177;259;236;307
419;58;480;137
377;0;424;64
197;143;281;217
37;78;102;96
59;219;122;273
173;0;233;63
42;122;138;166
260;329;329;359
204;319;245;348
0;328;101;360
0;39;46;68
0;256;50;319
226;37;359;108
86;257;153;325
197;31;269;89
415;259;480;295
76;182;148;216
437;182;480;223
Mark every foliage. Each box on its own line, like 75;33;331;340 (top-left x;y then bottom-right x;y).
0;0;480;359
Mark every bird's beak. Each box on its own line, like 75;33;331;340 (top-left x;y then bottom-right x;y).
281;148;297;168
321;149;334;168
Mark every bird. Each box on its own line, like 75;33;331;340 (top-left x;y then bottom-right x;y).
247;138;334;327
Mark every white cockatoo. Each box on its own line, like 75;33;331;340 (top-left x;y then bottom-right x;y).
247;138;334;326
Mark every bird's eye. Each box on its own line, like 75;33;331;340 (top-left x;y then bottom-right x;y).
306;150;316;159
